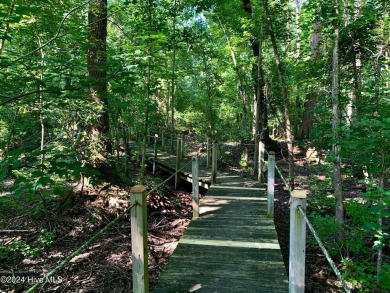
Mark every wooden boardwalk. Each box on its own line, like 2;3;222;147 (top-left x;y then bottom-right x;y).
143;146;213;188
143;146;288;292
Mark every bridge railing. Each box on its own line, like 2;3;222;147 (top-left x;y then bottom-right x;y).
264;149;351;293
26;160;193;293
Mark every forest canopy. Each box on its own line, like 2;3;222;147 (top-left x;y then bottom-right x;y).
0;0;389;291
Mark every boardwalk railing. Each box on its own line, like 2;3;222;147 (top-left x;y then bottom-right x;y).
264;149;351;293
26;160;192;293
125;131;352;292
149;134;218;188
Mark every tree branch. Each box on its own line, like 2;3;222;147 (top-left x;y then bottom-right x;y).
0;88;82;107
12;0;93;63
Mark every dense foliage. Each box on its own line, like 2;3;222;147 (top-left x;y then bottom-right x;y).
0;0;389;291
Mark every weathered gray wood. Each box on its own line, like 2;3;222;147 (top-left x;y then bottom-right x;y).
258;141;265;183
206;138;211;169
211;142;217;184
289;190;307;293
267;151;275;218
174;138;181;189
130;186;149;293
153;176;288;293
192;154;199;219
133;144;287;291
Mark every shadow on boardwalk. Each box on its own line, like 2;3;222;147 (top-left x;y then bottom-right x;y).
144;147;288;292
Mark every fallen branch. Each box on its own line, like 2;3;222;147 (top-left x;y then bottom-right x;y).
0;229;35;233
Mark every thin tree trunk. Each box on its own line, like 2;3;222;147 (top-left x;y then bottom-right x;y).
332;0;344;226
300;23;321;139
217;16;248;134
140;0;154;181
346;1;363;125
145;0;152;137
170;0;177;154
122;126;129;176
253;39;265;176
376;150;385;287
293;0;301;137
36;33;46;164
263;0;294;190
242;0;271;145
88;0;111;171
0;0;15;56
202;51;214;139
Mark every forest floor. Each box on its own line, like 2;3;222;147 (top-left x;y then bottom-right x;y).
1;141;379;292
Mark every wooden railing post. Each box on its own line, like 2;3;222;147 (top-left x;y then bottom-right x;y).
153;134;158;175
130;185;149;293
289;190;307;293
211;142;217;184
258;141;265;183
267;151;275;218
175;138;181;189
206;138;211;169
192;153;199;219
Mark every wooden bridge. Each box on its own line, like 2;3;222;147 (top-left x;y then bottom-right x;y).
141;145;288;292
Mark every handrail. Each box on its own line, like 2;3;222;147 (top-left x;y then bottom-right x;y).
263;148;292;192
265;147;351;292
26;160;193;292
297;206;351;293
25;202;137;292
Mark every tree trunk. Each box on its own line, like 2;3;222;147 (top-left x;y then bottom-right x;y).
300;93;315;138
35;33;46;165
332;0;344;226
170;0;177;154
293;0;301;137
346;0;363;125
242;0;271;145
146;0;152;136
217;16;248;134
299;22;321;139
376;150;385;288
0;0;15;56
263;0;294;190
202;51;214;139
253;38;266;176
88;0;111;171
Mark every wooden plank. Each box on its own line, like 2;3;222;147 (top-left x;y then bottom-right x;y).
152;178;287;293
130;186;149;293
130;142;288;292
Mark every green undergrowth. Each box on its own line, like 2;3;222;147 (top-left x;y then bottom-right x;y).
305;163;390;291
0;229;54;261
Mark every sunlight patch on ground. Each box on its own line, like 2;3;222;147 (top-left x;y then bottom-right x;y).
70;252;92;263
206;196;266;201
210;185;264;191
180;238;281;249
199;205;224;215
